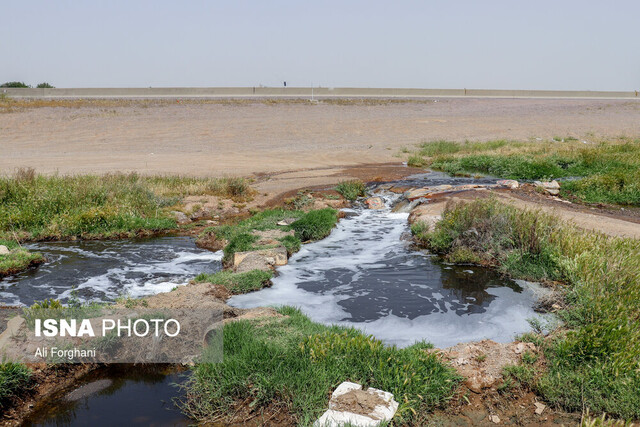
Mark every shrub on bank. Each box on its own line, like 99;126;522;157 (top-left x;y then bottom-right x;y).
291;208;338;241
335;180;366;201
414;198;640;418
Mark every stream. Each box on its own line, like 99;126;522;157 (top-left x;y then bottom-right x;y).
0;236;221;306
3;177;547;425
230;192;546;348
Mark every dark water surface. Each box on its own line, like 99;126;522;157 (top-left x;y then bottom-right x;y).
0;236;221;306
22;366;190;427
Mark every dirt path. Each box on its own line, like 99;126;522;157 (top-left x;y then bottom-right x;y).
2;98;639;177
495;192;640;239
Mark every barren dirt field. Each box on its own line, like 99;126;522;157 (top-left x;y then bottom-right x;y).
2;98;639;179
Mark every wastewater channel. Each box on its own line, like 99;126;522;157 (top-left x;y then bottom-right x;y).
2;174;547;426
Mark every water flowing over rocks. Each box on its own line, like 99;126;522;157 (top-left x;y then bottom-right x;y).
230;190;546;348
365;196;385;209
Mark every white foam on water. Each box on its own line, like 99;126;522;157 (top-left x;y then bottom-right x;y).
58;249;223;302
230;194;543;348
2;237;222;305
0;291;21;306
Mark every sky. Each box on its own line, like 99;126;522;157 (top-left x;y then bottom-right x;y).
1;0;639;90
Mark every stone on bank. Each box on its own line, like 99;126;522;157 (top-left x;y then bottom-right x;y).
315;381;398;427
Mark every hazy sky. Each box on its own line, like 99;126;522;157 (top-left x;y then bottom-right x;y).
2;0;639;90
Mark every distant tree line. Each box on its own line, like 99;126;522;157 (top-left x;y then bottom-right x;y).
0;82;55;88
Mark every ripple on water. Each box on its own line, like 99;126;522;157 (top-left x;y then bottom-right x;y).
230;194;547;348
0;236;222;306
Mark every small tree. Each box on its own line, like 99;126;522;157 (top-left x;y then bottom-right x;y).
36;82;54;88
0;82;30;88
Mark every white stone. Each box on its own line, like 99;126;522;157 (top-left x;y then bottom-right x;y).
314;382;399;427
534;402;546;415
0;245;9;255
496;179;520;189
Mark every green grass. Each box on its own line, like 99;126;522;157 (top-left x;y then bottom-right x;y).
408;139;640;205
201;208;337;264
413;198;640;418
0;239;44;276
0;363;32;407
290;208;338;241
181;307;459;425
194;270;273;294
0;169;251;240
335;180;366;201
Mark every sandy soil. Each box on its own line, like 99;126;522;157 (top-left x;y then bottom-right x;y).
1;98;639;177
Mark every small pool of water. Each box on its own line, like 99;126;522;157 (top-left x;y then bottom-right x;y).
0;236;222;306
392;170;500;187
230;194;547;348
22;366;190;427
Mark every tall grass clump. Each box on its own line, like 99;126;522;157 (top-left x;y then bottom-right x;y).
181;307;459;425
0;363;32;407
408;139;640;206
335;180;366;201
290;208;338;241
0;169;251;240
414;198;640;418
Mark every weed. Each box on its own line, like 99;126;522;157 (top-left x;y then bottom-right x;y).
335;180;366;201
0;362;32;407
291;208;338;241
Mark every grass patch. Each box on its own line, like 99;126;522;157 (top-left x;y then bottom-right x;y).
290;208;338;241
194;270;273;294
414;198;640;418
202;208;336;264
0;239;44;277
0;362;32;407
181;307;459;425
408;138;640;205
0;169;251;240
335;180;366;201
